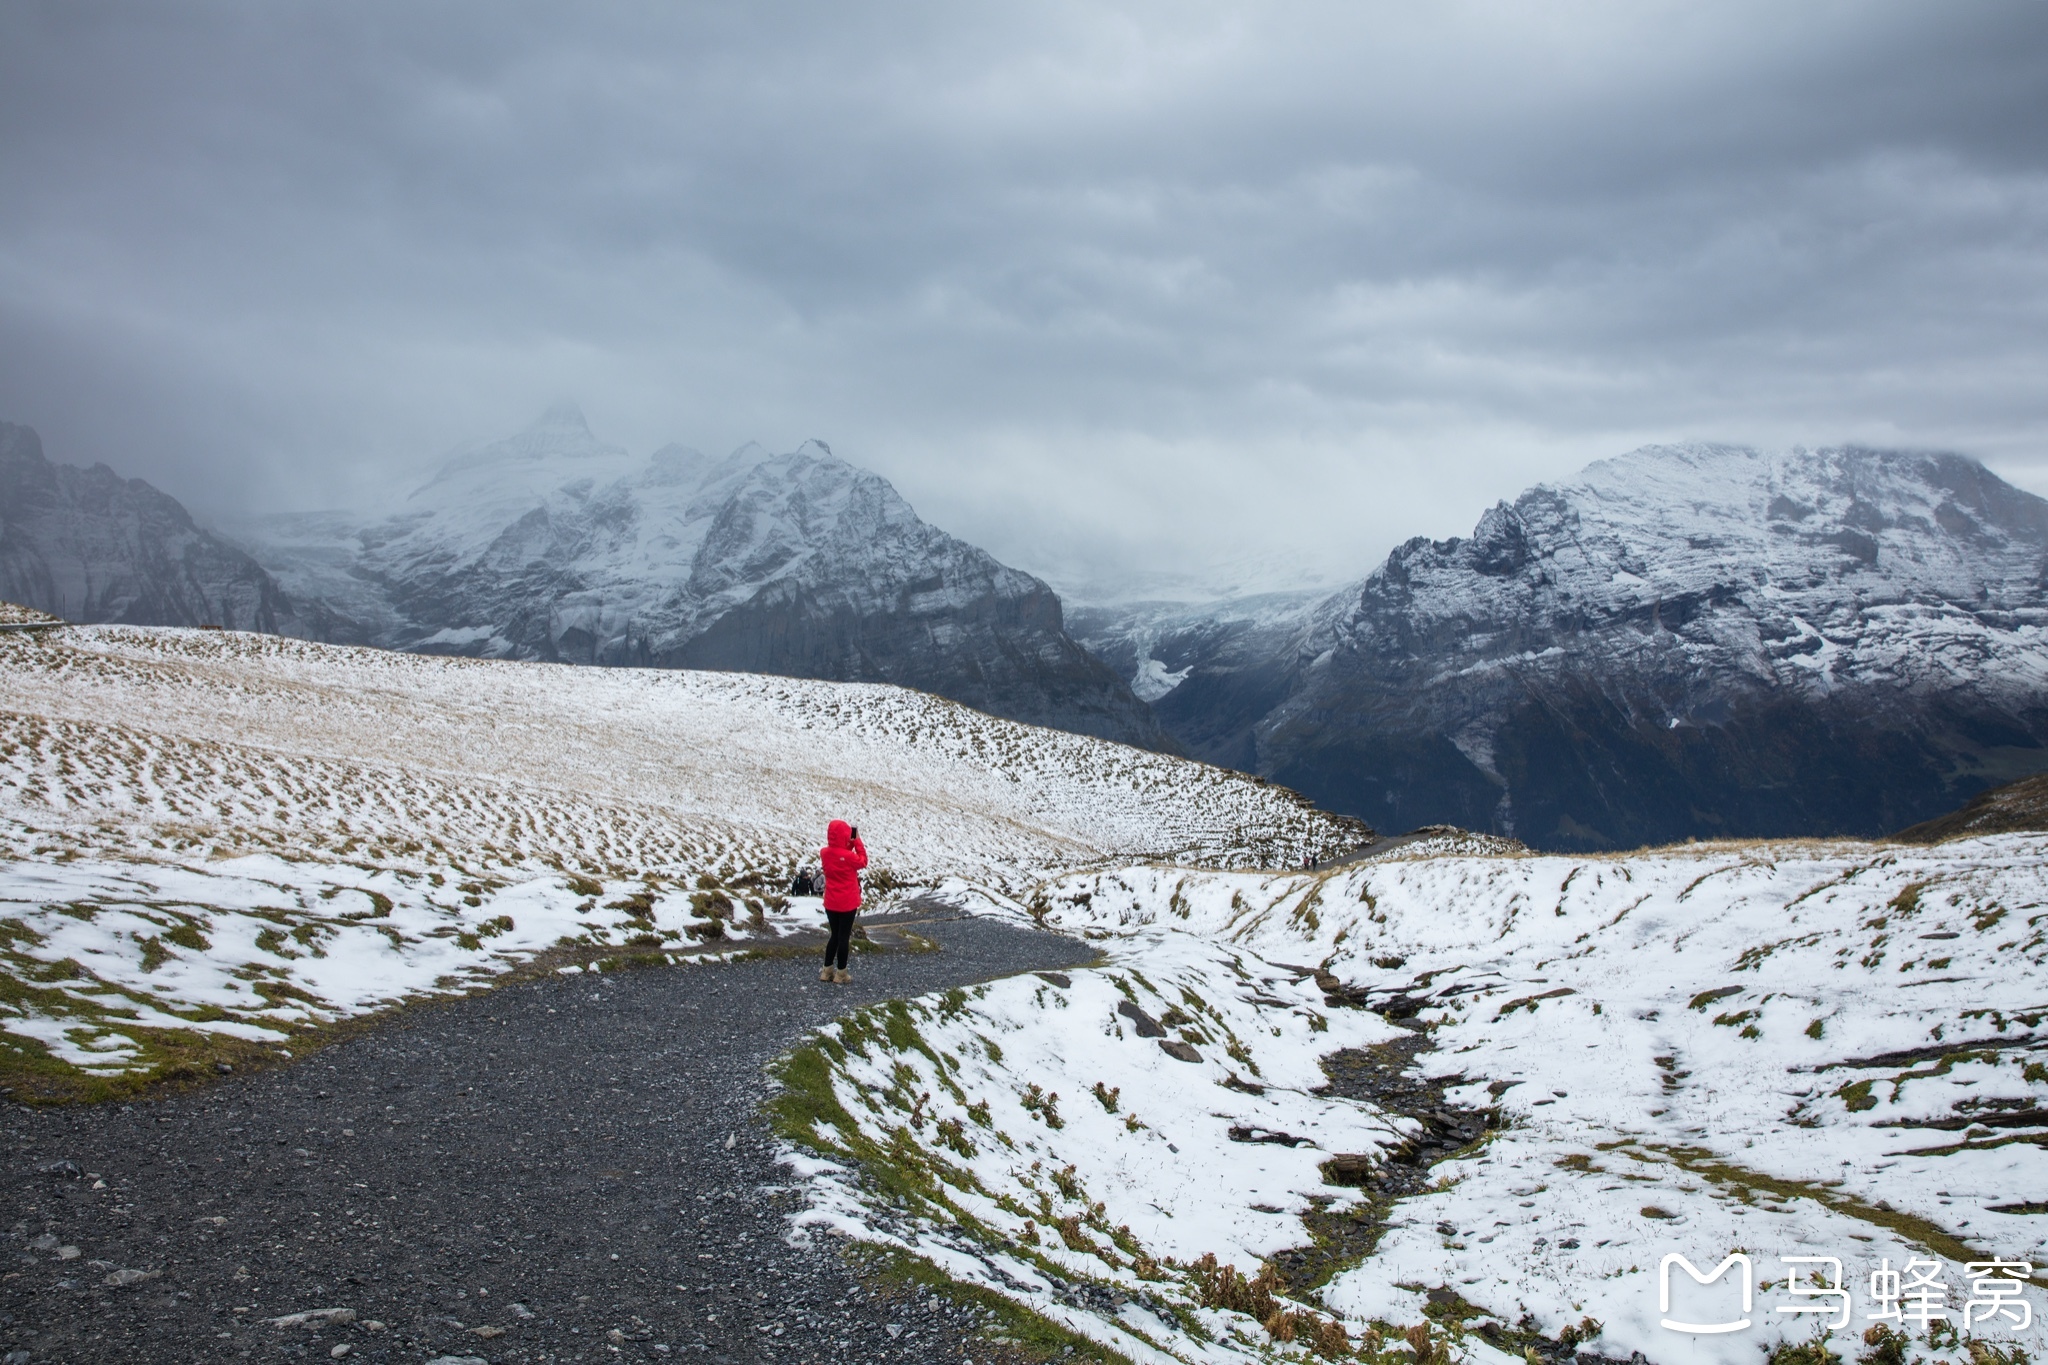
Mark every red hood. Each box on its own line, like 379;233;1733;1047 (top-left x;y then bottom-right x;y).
826;819;853;849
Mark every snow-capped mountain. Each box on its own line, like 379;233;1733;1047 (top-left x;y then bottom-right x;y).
1155;443;2048;848
0;421;312;635
238;405;1173;751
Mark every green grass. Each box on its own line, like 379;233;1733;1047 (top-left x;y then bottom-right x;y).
846;1244;1133;1363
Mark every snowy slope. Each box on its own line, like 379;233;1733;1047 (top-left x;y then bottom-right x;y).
0;624;1355;1090
781;836;2048;1364
781;925;1409;1363
240;406;1171;749
1168;444;2048;849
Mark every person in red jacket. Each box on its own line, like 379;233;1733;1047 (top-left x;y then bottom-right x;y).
818;819;867;984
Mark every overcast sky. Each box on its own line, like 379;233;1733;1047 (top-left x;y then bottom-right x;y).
2;1;2044;596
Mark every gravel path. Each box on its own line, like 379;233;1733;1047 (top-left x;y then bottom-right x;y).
2;913;1097;1364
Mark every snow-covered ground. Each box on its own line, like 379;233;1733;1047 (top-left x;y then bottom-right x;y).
0;624;1351;1087
779;837;2048;1365
8;620;2044;1365
0;851;838;1075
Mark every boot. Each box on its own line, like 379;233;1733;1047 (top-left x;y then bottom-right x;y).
833;967;851;984
819;965;834;982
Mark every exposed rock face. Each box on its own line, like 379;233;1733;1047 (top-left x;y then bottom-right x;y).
1067;591;1321;773
1142;444;2048;849
0;422;305;632
246;406;1173;750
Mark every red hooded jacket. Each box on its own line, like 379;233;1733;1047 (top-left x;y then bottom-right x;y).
819;820;867;912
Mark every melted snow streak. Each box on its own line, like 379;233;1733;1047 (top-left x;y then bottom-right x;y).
784;840;2048;1365
0;625;1352;1083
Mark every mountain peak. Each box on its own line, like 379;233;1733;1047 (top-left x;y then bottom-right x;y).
418;404;628;495
529;401;592;436
0;419;303;633
795;438;835;459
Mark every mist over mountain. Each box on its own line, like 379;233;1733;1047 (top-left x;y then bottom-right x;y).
235;406;1174;752
1100;443;2048;849
0;421;314;635
15;403;2047;845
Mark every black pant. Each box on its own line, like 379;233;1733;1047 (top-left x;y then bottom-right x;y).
824;911;856;970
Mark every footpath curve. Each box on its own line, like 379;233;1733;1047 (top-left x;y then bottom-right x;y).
4;912;1097;1364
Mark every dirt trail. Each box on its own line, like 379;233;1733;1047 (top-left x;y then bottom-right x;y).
3;913;1093;1364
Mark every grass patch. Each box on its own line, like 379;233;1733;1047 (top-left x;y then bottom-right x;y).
1597;1140;2044;1284
0;1020;294;1105
1768;1336;1843;1365
163;919;210;951
846;1244;1132;1363
1416;1283;1604;1364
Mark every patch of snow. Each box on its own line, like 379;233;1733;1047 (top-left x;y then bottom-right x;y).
1131;655;1193;703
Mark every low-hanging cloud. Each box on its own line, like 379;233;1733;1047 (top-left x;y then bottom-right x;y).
1;0;2043;595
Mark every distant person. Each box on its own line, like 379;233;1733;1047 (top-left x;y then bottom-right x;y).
818;819;867;984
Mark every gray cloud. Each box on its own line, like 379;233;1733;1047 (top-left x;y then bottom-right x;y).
1;0;2043;594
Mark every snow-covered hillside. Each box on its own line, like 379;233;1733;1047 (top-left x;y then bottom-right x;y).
240;405;1171;749
6;615;2041;1365
781;835;2048;1365
1158;444;2048;849
0;624;1354;1092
